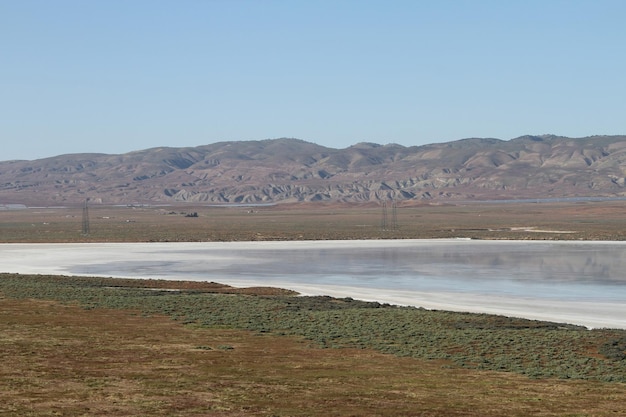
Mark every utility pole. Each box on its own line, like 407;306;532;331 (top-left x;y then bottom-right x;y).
82;199;90;236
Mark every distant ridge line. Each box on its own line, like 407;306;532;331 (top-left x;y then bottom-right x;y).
1;135;625;205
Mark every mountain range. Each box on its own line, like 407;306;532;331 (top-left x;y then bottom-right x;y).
1;135;625;206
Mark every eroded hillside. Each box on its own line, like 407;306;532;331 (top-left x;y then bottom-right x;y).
1;135;625;206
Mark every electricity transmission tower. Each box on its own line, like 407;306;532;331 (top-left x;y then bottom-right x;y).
381;201;388;231
381;199;398;232
82;200;90;236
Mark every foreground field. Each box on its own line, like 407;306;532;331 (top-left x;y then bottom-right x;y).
2;274;626;416
1;200;626;242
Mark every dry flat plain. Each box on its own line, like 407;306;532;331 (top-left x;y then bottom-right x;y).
1;199;626;242
1;200;626;416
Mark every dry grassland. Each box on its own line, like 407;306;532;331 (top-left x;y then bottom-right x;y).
2;297;626;417
1;200;625;242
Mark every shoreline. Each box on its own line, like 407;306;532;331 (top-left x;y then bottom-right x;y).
1;239;625;330
215;279;625;330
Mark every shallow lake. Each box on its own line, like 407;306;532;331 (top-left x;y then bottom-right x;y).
1;239;625;329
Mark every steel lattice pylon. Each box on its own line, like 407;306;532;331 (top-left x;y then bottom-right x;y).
82;200;90;236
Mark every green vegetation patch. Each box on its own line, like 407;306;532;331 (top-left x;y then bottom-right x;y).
2;273;625;382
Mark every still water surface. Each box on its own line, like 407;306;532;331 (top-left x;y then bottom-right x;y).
1;240;625;328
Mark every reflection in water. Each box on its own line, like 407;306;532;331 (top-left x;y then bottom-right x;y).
71;241;626;302
2;240;624;327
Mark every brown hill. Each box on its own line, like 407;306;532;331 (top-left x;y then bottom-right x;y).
1;135;625;206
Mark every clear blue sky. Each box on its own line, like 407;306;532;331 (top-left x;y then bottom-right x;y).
2;0;625;160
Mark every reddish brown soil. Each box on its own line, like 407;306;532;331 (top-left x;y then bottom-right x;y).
2;297;626;416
